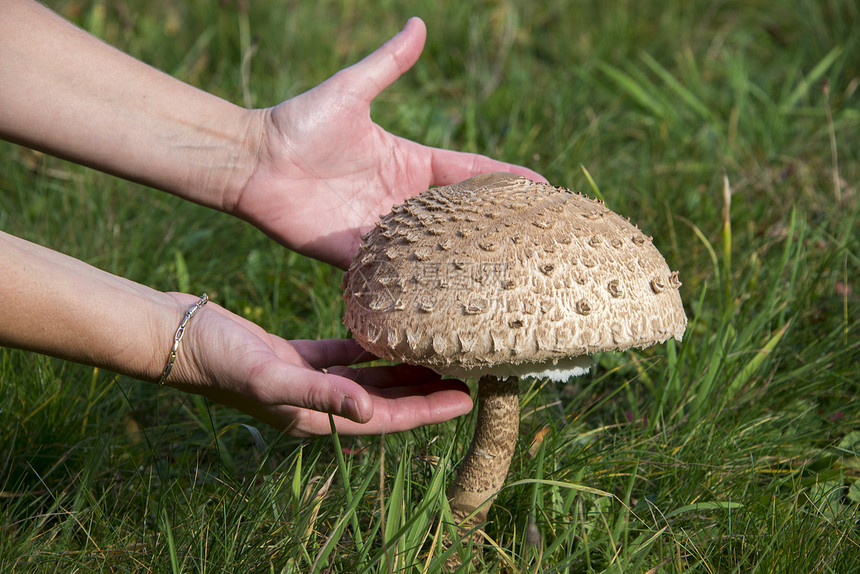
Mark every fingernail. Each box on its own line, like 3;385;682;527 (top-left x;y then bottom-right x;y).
341;396;363;422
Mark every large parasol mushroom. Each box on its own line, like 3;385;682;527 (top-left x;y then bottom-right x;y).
342;173;686;536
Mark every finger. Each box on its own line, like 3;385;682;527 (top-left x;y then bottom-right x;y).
291;338;377;369
426;144;549;184
337;387;474;434
245;360;375;424
339;17;427;103
280;386;473;436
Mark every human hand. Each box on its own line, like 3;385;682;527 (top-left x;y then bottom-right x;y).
230;17;546;269
165;294;473;436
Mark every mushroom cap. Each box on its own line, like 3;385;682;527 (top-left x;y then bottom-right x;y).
342;173;687;380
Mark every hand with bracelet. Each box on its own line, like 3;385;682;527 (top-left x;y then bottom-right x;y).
0;1;544;436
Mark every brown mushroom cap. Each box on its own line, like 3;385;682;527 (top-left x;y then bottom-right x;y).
342;173;686;380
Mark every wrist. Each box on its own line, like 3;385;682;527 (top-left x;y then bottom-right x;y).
156;294;209;386
217;107;269;216
175;106;268;214
103;290;189;385
154;291;212;386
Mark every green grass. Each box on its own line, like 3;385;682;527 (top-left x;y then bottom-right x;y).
1;0;858;572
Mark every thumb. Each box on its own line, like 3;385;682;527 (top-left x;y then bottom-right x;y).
342;17;427;103
279;367;375;424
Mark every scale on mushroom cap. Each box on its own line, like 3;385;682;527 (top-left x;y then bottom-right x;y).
342;173;687;535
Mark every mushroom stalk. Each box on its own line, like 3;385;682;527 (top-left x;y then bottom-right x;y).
447;375;520;526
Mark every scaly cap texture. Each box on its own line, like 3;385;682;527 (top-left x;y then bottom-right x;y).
342;173;687;377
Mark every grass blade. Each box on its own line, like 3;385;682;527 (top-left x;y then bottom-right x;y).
662;501;745;520
781;46;843;110
726;321;791;398
328;415;364;549
160;508;180;574
597;61;670;119
640;51;714;121
506;478;613;498
580;164;606;204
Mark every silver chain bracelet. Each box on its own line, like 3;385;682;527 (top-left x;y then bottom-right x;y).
158;293;209;385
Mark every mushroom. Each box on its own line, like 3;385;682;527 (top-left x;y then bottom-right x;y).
342;173;686;536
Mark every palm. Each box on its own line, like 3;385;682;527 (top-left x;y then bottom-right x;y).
233;18;544;269
244;90;429;269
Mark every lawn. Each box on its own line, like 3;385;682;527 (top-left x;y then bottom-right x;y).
1;0;858;572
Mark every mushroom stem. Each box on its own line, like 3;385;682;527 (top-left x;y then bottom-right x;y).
447;375;520;526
